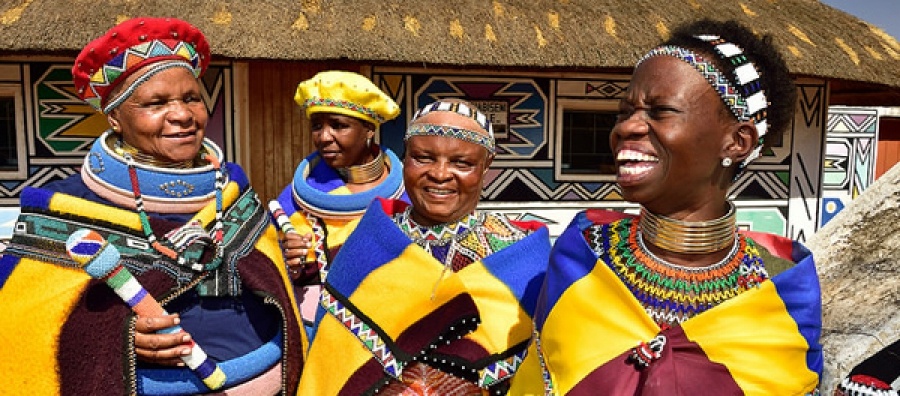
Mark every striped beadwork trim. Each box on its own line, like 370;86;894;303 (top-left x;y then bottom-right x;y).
85;39;202;112
320;288;406;378
838;375;899;396
477;348;527;388
405;123;496;154
302;97;385;124
411;100;494;136
103;61;196;113
637;41;769;168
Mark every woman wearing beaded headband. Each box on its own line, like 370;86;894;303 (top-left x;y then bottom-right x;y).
0;17;304;395
510;19;822;395
297;99;551;395
273;70;408;329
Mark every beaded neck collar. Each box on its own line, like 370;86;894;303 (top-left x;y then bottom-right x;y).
82;130;228;271
82;130;225;213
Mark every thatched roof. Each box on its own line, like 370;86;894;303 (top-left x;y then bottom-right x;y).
2;0;900;102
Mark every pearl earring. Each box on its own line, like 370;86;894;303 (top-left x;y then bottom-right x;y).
721;157;733;167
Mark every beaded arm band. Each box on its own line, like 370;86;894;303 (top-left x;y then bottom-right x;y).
637;36;769;168
405;123;496;154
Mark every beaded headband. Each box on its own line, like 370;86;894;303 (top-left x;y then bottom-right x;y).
637;36;769;168
405;123;496;154
407;100;495;153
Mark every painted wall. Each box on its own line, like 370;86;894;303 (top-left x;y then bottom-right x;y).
820;106;880;227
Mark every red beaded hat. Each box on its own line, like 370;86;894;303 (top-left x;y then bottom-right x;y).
72;17;210;112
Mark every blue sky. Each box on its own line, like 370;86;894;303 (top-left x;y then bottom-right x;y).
819;0;900;40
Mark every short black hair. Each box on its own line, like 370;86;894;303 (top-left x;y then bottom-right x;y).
663;19;796;151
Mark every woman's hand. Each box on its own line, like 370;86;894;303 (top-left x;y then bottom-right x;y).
134;314;191;366
282;231;314;269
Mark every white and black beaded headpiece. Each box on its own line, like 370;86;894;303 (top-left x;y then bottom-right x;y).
637;35;769;169
406;100;496;154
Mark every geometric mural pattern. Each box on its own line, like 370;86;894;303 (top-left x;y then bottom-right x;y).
414;77;549;160
820;107;878;226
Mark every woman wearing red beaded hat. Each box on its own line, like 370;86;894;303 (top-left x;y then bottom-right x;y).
511;19;823;395
0;17;303;395
272;70;408;330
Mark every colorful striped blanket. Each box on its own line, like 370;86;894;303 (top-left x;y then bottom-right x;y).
298;198;550;395
0;164;305;395
510;210;823;396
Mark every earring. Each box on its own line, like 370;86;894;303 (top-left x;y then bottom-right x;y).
366;137;372;148
721;157;733;167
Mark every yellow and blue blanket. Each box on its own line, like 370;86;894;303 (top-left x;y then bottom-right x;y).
510;210;823;396
298;199;550;395
0;165;305;395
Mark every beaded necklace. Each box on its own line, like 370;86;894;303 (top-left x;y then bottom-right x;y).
586;218;768;327
396;208;480;269
394;208;528;271
123;149;225;271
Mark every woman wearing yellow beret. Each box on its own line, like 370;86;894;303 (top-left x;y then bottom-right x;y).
273;70;407;329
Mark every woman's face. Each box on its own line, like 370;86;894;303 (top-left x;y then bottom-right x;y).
610;55;735;216
403;129;492;227
310;112;375;168
107;66;208;163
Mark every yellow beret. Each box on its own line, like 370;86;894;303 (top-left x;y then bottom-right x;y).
294;70;400;126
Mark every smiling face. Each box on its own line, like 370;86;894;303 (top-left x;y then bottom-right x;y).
106;65;208;163
403;113;493;226
611;55;738;217
310;112;376;168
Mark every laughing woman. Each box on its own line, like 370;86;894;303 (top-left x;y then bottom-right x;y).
0;18;303;395
511;19;823;395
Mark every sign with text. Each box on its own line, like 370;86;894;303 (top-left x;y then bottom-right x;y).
471;100;508;137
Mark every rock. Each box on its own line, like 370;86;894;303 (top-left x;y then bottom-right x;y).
807;162;900;393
